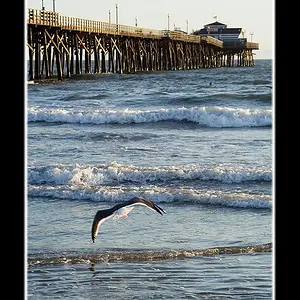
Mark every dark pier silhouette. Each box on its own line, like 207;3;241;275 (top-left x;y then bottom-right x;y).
27;8;259;80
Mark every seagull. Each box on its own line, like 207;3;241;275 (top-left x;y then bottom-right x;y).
91;197;166;243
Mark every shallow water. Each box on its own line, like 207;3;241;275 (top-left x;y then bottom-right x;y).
28;253;272;299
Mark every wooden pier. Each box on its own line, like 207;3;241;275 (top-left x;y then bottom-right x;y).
26;8;259;80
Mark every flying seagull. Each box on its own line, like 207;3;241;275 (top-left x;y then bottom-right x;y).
91;197;166;243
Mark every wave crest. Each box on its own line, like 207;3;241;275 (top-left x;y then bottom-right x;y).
28;162;272;186
27;106;272;128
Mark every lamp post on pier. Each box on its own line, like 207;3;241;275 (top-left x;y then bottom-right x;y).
116;4;119;25
186;20;189;34
250;32;254;42
167;13;170;31
109;10;111;23
53;0;56;12
41;0;45;10
135;17;138;27
115;4;119;33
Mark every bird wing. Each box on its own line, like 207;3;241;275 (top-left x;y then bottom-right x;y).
124;197;166;215
91;209;113;243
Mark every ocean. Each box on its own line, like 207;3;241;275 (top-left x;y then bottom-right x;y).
26;59;273;299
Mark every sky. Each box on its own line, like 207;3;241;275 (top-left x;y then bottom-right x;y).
25;0;274;59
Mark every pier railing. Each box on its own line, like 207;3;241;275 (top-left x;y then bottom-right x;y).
28;8;59;26
27;8;206;43
201;36;223;48
165;30;201;43
246;42;259;50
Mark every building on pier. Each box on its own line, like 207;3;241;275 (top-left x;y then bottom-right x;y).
193;21;242;40
192;21;255;50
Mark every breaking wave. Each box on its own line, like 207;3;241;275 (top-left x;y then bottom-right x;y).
28;162;272;186
27;106;272;128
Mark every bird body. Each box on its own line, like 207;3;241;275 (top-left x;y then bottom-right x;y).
91;197;166;243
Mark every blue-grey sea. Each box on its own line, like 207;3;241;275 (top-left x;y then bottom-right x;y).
26;59;273;299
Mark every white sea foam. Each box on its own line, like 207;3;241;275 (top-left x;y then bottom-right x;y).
27;106;272;127
27;80;36;84
28;184;272;209
28;162;272;186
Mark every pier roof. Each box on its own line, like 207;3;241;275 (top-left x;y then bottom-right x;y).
204;21;227;27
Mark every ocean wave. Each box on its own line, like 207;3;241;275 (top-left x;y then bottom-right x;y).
28;162;272;186
27;106;272;128
27;243;272;267
28;184;272;209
